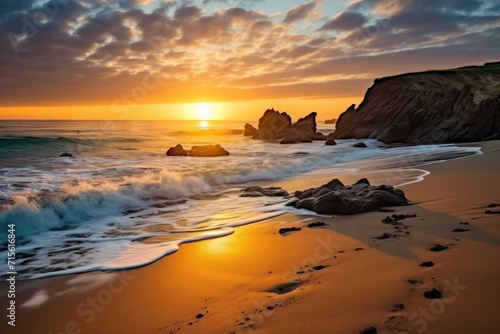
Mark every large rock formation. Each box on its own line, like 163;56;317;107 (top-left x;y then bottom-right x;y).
244;123;259;136
287;178;408;215
248;109;325;143
333;62;500;144
166;144;229;157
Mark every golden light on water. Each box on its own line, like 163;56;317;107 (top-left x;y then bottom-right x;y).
197;102;213;120
200;120;209;128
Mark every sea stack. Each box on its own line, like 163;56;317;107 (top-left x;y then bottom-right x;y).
247;108;326;143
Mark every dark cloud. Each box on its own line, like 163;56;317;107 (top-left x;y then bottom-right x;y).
320;11;367;31
0;0;33;17
174;6;203;20
283;0;318;23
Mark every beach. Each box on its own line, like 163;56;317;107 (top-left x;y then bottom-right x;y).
2;139;498;334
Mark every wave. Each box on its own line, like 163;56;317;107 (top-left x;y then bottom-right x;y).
0;136;140;151
0;143;482;238
0;171;212;237
22;211;287;279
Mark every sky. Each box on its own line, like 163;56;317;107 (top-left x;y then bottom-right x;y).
0;0;499;121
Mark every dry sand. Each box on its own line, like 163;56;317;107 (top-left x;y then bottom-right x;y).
2;140;499;334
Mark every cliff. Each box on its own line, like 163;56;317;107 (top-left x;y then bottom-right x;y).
333;62;500;144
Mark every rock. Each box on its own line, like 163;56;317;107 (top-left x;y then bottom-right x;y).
325;138;337;145
408;279;423;285
279;227;301;234
355;178;370;186
253;108;293;139
240;186;289;197
60;153;75;158
452;228;470;232
360;326;377;334
289;178;408;215
424;288;442;299
381;214;416;225
324;119;337;124
323;178;345;190
307;222;326;227
167;144;190;156
280;136;300;144
373;233;393;240
485;210;500;214
309;132;327;140
251;109;319;142
293;112;317;134
333;62;500;144
419;261;435;267
429;244;448;252
354;142;367;148
297;136;313;143
391;304;405;311
190;145;229;157
166;144;229;157
196;314;204;319
244;123;259;136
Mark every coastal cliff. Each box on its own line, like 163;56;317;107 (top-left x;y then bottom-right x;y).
333;62;500;144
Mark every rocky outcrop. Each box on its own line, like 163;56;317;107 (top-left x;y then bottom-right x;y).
248;108;325;143
240;186;289;197
244;123;259;136
325;138;337;145
333;62;500;144
280;136;299;144
166;144;229;157
253;109;293;139
287;178;408;215
191;145;229;157
292;113;317;135
166;144;189;156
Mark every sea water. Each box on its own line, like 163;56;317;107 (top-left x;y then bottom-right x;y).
0;120;481;279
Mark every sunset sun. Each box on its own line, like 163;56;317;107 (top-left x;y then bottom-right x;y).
196;103;213;120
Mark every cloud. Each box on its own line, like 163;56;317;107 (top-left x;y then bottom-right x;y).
0;0;498;109
320;11;367;31
283;0;321;23
174;6;203;20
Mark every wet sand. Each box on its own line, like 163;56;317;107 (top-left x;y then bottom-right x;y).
2;140;499;334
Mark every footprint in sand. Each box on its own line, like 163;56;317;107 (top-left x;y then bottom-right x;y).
269;281;302;295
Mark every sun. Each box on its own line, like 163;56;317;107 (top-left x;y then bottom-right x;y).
196;103;213;120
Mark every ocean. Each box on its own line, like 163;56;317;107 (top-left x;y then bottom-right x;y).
0;120;481;279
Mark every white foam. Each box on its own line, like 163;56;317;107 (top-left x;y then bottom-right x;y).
28;228;234;279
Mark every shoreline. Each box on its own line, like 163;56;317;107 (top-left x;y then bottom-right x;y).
2;140;499;333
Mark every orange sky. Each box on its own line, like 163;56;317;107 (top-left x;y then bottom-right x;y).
0;97;361;121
